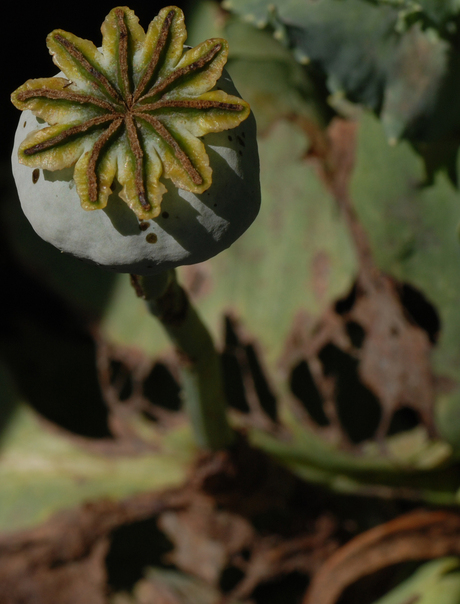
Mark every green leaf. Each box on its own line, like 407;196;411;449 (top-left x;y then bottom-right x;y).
223;0;460;177
0;404;192;533
225;21;330;132
380;25;449;143
370;0;460;26
372;558;460;604
415;0;460;23
224;0;400;109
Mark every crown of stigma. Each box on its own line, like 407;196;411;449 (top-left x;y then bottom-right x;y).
11;6;250;220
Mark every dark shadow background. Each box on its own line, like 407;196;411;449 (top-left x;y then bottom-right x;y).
0;1;192;436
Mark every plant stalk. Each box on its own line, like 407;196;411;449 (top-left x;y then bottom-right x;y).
131;269;234;451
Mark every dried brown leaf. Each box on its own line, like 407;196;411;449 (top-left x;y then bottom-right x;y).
230;515;338;600
350;276;435;438
303;510;460;604
0;490;188;604
158;495;254;585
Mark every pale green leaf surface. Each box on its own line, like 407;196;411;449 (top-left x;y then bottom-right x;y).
0;404;192;533
226;53;327;133
352;117;460;370
380;25;448;143
372;558;460;604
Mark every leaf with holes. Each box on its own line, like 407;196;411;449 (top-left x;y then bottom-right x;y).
247;112;460;499
99;112;460;502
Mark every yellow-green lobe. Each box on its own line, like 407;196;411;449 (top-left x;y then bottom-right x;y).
74;144;118;211
11;5;251;220
18;122;99;171
47;31;120;102
159;39;229;100
101;6;146;95
117;128;165;219
134;7;186;95
11;78;106;124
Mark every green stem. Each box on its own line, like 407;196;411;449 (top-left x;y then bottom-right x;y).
131;269;234;451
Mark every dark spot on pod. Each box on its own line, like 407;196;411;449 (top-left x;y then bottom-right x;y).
146;233;158;244
237;135;245;147
228;135;233;142
139;221;149;231
23;121;27;128
32;169;40;184
162;211;169;219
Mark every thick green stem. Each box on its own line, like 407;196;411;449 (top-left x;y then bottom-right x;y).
131;269;234;451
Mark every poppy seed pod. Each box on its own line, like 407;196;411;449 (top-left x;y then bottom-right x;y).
11;6;260;275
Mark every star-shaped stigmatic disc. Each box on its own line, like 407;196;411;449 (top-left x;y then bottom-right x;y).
11;6;250;220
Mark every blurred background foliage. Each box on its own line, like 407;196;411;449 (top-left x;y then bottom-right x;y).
3;0;460;602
